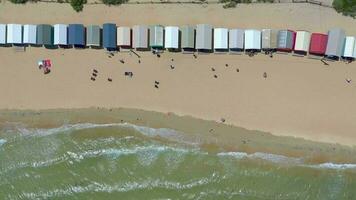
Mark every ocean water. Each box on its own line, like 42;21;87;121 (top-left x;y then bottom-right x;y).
1;123;356;200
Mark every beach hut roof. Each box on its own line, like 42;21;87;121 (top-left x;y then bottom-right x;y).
7;24;22;44
294;30;311;52
149;25;164;48
262;29;278;49
132;25;148;49
196;24;213;50
244;29;261;50
214;28;228;50
0;24;6;44
165;26;179;49
103;23;117;50
277;30;296;51
309;33;328;55
54;24;68;46
117;27;131;47
325;28;345;58
37;24;54;46
86;25;101;47
68;24;85;46
23;24;37;45
229;29;244;50
181;25;195;49
343;36;355;58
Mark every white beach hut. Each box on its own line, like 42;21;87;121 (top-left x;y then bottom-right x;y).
214;28;228;51
117;26;131;47
294;31;311;54
54;24;68;46
229;29;244;52
7;24;22;44
23;24;37;45
343;36;356;58
244;29;261;51
164;26;179;50
0;24;6;44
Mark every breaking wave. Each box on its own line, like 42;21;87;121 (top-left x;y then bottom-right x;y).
0;139;6;147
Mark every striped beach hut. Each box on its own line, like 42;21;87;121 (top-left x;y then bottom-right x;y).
86;25;101;48
103;23;117;50
196;24;213;52
325;28;345;60
294;30;311;55
149;25;164;49
68;24;85;47
181;25;195;52
262;29;278;51
309;33;328;56
0;24;6;45
117;26;131;48
23;24;37;45
164;26;179;50
7;24;22;45
244;29;261;51
214;28;228;52
37;24;54;47
54;24;68;46
277;30;296;52
342;36;356;59
132;25;148;50
229;29;244;52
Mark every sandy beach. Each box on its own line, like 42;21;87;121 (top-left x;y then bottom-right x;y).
0;2;356;147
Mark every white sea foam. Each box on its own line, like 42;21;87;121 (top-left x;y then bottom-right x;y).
309;162;356;170
0;139;6;147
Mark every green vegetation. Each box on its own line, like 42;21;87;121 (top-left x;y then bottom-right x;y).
70;0;87;12
9;0;28;3
220;0;252;8
257;0;274;2
101;0;128;5
333;0;356;18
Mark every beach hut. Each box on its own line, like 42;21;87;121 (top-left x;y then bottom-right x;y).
214;28;228;52
262;29;278;50
309;33;328;56
164;26;179;50
54;24;68;46
196;24;213;52
132;25;148;49
277;30;296;52
7;24;22;45
229;29;244;52
117;26;131;48
103;23;117;50
0;24;6;45
342;36;356;59
244;29;261;51
294;31;311;55
23;25;37;45
325;28;345;60
181;25;195;52
37;24;54;47
68;24;85;47
86;25;101;48
149;25;164;49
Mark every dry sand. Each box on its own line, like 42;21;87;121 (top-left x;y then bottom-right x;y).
0;3;356;146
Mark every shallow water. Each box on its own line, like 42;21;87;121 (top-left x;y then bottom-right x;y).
1;123;356;199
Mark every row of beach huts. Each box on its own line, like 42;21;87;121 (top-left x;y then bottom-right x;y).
0;23;354;60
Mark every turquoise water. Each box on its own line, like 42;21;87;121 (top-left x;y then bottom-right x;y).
1;123;356;199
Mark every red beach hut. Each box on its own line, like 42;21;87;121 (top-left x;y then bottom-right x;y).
309;33;328;56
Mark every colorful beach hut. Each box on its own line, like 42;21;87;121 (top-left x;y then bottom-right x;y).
7;24;22;45
86;25;101;48
294;31;311;54
342;36;356;59
23;24;37;45
325;28;345;60
0;24;6;45
309;33;328;56
132;25;148;49
196;24;213;52
229;29;244;52
262;29;278;50
37;24;54;47
214;28;228;52
181;25;195;52
244;29;261;51
164;26;179;50
103;23;117;50
68;24;85;47
54;24;68;46
117;26;131;48
149;25;164;49
277;30;296;52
